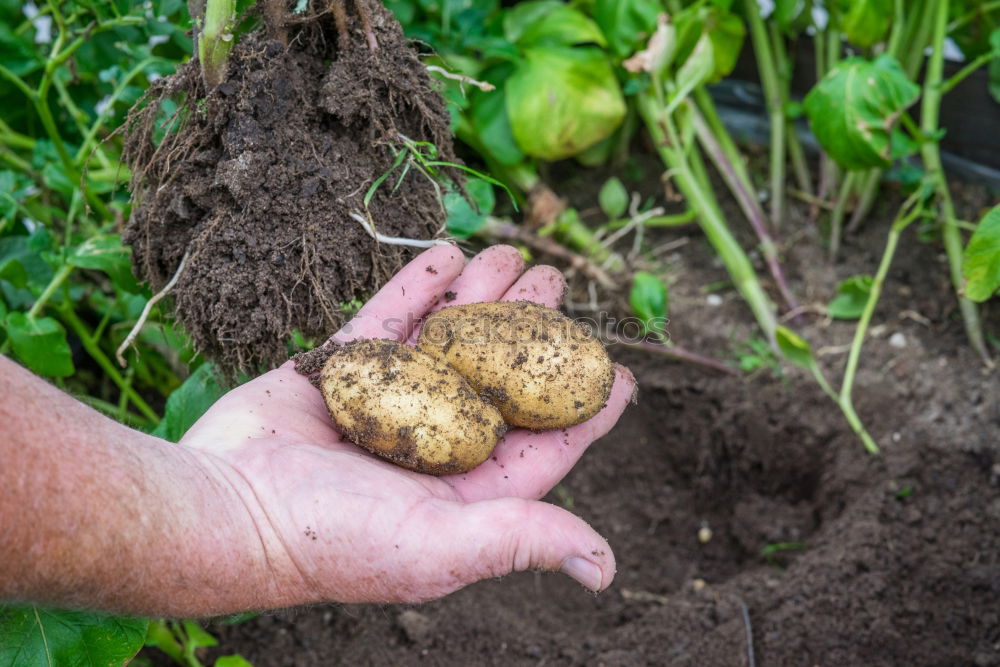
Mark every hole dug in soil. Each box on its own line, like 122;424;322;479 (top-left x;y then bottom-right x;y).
123;0;455;379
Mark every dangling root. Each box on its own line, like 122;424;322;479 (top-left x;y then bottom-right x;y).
116;251;190;367
350;210;452;248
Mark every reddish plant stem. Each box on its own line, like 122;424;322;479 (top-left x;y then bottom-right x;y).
352;0;379;50
483;219;617;289
688;104;800;317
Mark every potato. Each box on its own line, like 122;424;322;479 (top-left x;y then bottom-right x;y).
320;339;507;475
418;301;614;429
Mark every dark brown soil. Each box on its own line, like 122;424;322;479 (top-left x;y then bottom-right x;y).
153;174;998;665
123;0;455;378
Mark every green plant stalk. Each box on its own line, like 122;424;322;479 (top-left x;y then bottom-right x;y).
75;57;159;164
57;300;161;424
828;170;856;259
948;0;1000;32
27;264;75;319
607;210;696;229
846;168;881;233
805;358;878;454
921;0;991;364
688;101;799;312
769;21;813;196
639;93;777;342
834;198;924;454
941;50;1000;95
553;211;625;272
198;0;236;89
887;0;906;57
744;0;786;228
0;118;35;150
902;0;934;78
693;89;760;206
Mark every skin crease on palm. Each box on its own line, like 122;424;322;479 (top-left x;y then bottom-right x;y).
181;244;636;606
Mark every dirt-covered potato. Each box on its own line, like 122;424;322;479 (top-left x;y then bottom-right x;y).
417;301;614;429
320;339;506;475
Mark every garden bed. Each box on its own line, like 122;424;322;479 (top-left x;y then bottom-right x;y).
193;177;1000;666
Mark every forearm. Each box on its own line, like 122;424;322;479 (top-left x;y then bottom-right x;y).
0;356;273;617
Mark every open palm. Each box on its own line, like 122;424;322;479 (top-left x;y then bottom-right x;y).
179;245;634;607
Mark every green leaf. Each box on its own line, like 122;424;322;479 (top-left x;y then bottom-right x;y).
593;0;660;58
144;620;184;663
182;620;218;649
506;46;626;160
215;657;254;667
827;275;873;319
598;177;629;219
445;178;495;239
963;204;1000;302
470;81;526;166
773;0;813;34
4;313;74;377
804;55;920;170
502;1;563;43
0;605;147;667
515;6;606;48
842;0;892;48
668;32;715;114
775;325;814;369
0;235;54;290
704;9;745;82
152;362;227;441
67;234;139;292
629;271;669;336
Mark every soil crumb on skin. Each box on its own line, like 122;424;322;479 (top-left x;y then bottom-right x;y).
123;0;455;378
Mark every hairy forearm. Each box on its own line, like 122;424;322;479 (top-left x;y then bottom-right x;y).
0;356;273;617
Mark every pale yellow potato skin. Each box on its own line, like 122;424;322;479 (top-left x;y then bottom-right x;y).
320;339;507;475
417;301;614;429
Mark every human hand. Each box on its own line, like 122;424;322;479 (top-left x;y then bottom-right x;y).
181;245;635;608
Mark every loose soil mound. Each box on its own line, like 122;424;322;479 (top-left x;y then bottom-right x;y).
182;183;999;666
123;0;454;377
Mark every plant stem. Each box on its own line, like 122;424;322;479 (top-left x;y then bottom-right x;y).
947;0;1000;33
57;300;161;424
828;170;857;259
688;102;799;313
639;93;777;343
75;57;159;164
941;50;1000;95
198;0;236;89
27;264;75;319
744;0;786;228
836;199;923;455
770;21;812;197
846;169;880;233
921;0;991;364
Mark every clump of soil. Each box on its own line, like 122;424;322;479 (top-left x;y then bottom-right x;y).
123;0;455;378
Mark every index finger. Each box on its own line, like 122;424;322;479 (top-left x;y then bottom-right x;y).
328;244;466;344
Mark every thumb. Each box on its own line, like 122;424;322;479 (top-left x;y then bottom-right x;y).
410;497;615;597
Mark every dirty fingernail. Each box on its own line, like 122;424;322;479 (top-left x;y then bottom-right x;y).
560;557;603;591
